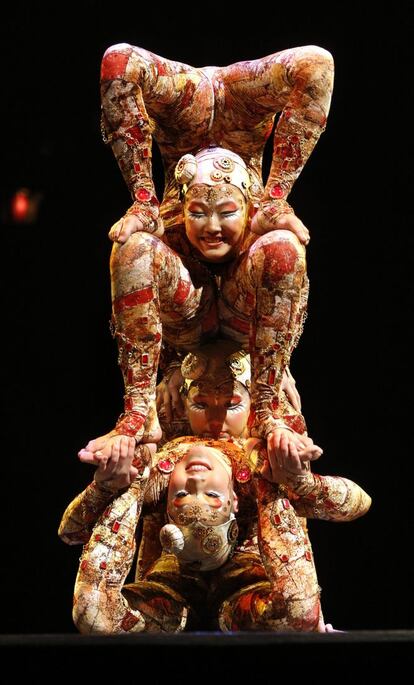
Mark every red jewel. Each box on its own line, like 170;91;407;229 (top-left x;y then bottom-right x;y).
133;162;141;173
154;333;161;342
272;343;280;350
100;561;107;570
290;135;299;144
141;353;149;366
268;369;276;385
136;187;151;202
273;514;282;525
103;507;111;517
235;466;252;483
142;148;149;158
305;551;312;561
94;534;102;542
270;184;284;199
282;499;290;509
305;130;313;140
112;521;121;533
281;555;289;563
157;458;175;474
80;560;88;571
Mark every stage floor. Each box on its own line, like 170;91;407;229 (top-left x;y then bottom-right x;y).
1;631;413;676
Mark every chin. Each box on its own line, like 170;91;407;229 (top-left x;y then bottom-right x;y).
200;249;232;263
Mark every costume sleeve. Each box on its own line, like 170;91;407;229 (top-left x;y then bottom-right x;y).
286;472;372;521
73;478;147;633
58;481;116;545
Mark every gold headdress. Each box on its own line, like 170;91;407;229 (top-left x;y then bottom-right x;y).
180;339;251;394
175;146;251;200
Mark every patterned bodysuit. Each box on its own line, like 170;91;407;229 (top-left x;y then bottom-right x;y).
100;44;334;442
59;440;371;633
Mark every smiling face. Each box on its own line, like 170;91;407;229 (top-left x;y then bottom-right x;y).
167;444;238;527
184;185;247;263
185;380;250;440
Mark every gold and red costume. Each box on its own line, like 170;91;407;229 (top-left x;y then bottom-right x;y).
100;44;334;442
59;439;370;633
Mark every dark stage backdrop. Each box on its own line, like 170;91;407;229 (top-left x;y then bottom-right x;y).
1;2;412;633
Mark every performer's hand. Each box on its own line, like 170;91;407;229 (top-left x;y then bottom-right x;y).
262;430;312;484
109;214;164;243
251;210;310;245
79;435;155;491
266;428;322;476
156;368;185;422
78;431;118;463
281;366;301;411
93;435;138;490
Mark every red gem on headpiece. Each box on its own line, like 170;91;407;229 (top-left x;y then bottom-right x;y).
270;184;285;199
100;561;107;570
305;551;312;561
141;353;149;366
80;560;88;571
157;458;175;474
235;466;252;483
282;499;290;510
273;514;282;525
94;534;102;542
112;521;121;533
280;554;289;563
135;187;151;202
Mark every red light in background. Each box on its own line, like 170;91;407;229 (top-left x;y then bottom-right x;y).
8;188;42;224
11;190;31;222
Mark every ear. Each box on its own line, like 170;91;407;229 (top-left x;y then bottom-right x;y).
232;490;239;513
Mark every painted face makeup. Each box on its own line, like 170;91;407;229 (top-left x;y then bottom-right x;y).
185;381;250;440
184;185;247;263
167;445;237;527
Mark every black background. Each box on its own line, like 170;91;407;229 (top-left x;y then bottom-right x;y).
1;2;412;633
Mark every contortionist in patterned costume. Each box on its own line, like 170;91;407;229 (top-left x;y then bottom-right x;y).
60;437;371;633
62;343;371;633
80;42;335;467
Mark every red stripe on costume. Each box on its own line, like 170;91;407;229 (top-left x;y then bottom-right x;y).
173;279;191;305
113;287;154;313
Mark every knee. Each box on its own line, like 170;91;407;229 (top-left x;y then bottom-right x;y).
254;230;305;282
101;43;134;82
110;232;162;271
291;45;334;97
298;45;334;67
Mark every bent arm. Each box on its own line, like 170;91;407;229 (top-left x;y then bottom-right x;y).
287;472;372;521
58;481;115;545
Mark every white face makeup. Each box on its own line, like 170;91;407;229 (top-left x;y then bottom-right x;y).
185;381;250;440
184;186;247;263
167;445;238;527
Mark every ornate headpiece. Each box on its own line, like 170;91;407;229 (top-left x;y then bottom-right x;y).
159;514;239;571
180;340;251;394
175;146;251;199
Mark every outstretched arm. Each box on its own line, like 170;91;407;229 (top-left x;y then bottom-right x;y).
59;438;154;544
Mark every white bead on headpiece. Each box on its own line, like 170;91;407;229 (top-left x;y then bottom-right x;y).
175;146;251;199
